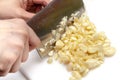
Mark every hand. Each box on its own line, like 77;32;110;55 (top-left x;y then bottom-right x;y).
0;0;52;21
0;18;40;76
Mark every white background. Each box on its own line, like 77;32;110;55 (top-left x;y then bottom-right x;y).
0;0;120;80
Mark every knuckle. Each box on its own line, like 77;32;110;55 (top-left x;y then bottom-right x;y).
22;57;27;62
3;51;18;64
15;43;24;51
0;65;9;76
9;40;25;54
0;72;7;76
4;55;17;64
16;10;24;18
22;59;27;63
22;55;28;62
16;30;28;42
10;68;18;73
17;26;29;40
15;29;29;42
16;10;27;20
0;55;18;76
21;31;29;39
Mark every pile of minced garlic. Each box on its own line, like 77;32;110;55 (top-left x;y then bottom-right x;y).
39;12;116;80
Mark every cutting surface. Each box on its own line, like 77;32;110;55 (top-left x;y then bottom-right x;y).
21;0;120;80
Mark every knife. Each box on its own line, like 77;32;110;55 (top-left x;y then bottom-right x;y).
27;0;85;57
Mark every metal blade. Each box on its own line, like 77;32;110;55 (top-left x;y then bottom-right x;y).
27;0;84;39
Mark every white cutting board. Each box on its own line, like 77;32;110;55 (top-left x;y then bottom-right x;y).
21;0;120;80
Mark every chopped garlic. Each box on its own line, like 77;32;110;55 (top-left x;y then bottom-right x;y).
47;57;53;64
55;40;64;49
85;59;103;69
53;53;58;60
104;47;116;57
39;48;45;52
48;50;54;57
69;76;78;80
72;71;82;79
81;68;89;77
88;46;98;54
41;12;116;80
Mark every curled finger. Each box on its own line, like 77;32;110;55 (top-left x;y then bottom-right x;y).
22;41;29;62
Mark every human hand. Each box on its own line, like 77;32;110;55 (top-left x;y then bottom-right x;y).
0;0;52;21
0;18;40;76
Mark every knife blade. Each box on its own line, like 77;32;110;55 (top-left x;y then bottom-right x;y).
27;0;84;38
27;0;85;57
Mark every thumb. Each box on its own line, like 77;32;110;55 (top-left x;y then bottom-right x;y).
19;9;35;21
